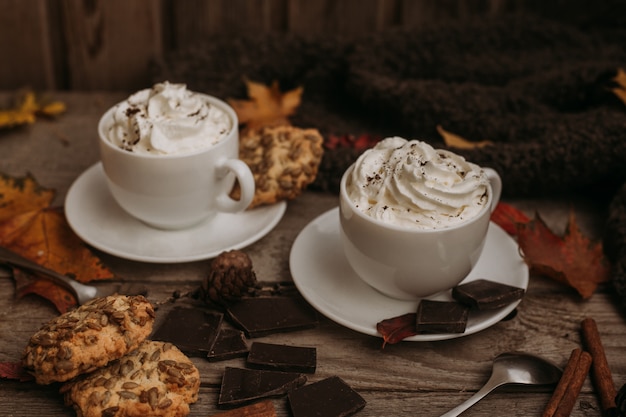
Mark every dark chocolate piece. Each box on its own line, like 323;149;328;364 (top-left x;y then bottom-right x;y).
151;307;223;356
415;300;469;334
452;279;525;310
226;296;318;338
247;342;316;373
218;366;307;407
288;376;366;417
207;328;249;362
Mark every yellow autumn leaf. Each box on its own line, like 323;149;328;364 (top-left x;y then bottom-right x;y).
0;90;66;129
228;79;303;131
437;125;493;149
611;68;626;105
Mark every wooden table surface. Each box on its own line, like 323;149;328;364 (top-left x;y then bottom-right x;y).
0;92;624;417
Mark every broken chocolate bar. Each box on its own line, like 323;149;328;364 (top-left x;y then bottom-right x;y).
226;296;318;338
288;376;366;417
207;328;249;362
247;342;316;373
452;279;525;310
415;300;469;334
218;366;307;407
151;307;223;356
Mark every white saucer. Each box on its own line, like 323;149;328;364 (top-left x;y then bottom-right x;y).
65;163;286;263
289;208;529;342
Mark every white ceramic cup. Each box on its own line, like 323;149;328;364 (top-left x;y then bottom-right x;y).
339;164;502;300
98;95;255;230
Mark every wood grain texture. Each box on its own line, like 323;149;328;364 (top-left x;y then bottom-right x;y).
0;1;608;91
0;92;624;416
59;0;164;90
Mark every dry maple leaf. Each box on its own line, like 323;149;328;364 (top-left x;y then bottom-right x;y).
437;125;493;149
228;79;303;131
0;361;33;382
324;133;381;151
0;173;113;312
490;202;531;236
0;90;66;129
611;68;626;105
517;211;610;299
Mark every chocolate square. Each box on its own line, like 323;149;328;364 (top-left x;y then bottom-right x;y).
247;342;316;373
218;366;307;407
151;307;223;356
415;300;469;334
207;328;249;362
452;279;525;310
226;296;318;338
288;376;366;417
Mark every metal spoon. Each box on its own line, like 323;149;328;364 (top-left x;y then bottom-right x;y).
0;245;137;305
440;352;563;417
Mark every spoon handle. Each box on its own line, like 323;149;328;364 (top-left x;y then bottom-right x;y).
439;377;504;417
0;246;83;300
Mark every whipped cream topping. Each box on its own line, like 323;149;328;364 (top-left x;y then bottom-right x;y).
346;137;490;229
105;82;231;155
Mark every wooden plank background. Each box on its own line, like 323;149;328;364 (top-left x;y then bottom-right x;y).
0;0;603;91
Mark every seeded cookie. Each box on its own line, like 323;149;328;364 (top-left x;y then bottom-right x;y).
232;125;324;208
61;340;200;417
22;295;155;384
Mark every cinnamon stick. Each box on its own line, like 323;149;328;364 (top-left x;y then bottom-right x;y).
542;348;582;417
581;317;618;416
554;350;592;417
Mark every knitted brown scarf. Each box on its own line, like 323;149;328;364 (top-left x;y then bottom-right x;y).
156;15;626;312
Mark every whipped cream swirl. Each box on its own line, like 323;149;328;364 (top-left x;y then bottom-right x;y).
105;82;231;155
346;137;490;229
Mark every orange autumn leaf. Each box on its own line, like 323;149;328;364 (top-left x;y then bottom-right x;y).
437;125;493;149
0;173;113;312
0;172;55;223
228;79;303;131
13;267;77;314
490;202;531;236
612;68;626;106
517;211;610;299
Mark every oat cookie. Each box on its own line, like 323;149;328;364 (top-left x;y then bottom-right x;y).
233;125;324;208
62;340;200;417
22;295;155;384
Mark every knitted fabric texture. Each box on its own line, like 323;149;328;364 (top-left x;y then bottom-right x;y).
155;15;626;310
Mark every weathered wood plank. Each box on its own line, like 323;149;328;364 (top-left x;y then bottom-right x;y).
60;0;164;90
0;0;59;90
287;0;400;36
170;0;288;45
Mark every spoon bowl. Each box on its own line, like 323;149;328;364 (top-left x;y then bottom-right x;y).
440;352;562;417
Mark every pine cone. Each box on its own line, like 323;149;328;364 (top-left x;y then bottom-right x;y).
202;250;257;305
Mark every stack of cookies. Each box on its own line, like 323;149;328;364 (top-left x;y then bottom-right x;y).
21;295;200;417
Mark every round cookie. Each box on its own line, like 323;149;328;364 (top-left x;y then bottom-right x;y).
61;340;200;417
22;295;155;384
233;125;324;208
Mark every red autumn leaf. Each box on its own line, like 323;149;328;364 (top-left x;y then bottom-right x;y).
490;202;531;236
325;133;381;151
376;312;418;347
517;211;610;299
0;361;33;382
0;173;113;313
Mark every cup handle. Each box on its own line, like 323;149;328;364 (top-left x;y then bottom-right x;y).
484;167;502;212
215;158;255;213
